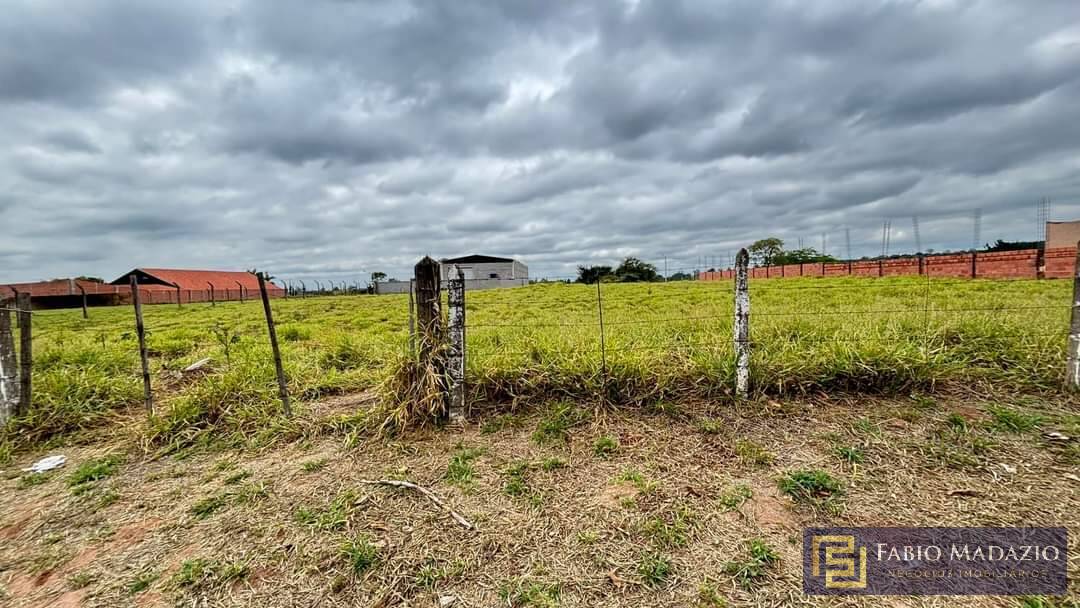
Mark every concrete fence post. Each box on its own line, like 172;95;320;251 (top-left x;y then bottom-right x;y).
0;299;18;424
130;276;153;415
447;266;466;422
16;293;31;416
1066;243;1080;390
734;248;750;398
414;257;446;416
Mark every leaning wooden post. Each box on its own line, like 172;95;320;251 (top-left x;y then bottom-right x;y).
257;273;291;417
130;276;153;414
0;299;18;424
446;266;466;422
207;282;215;307
235;281;244;303
16;293;31;416
1066;242;1080;389
175;285;182;308
77;283;88;319
734;248;750;398
414;257;445;416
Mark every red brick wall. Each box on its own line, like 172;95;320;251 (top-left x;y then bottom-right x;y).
974;250;1038;279
1044;247;1077;279
823;263;848;276
925;253;973;278
852;261;879;277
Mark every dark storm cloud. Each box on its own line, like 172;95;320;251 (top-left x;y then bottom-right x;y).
3;0;1080;284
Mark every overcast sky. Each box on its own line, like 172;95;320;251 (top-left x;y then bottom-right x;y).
3;0;1080;283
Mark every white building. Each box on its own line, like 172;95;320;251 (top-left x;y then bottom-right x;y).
439;255;528;281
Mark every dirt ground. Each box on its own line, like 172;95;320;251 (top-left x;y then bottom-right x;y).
1;392;1077;607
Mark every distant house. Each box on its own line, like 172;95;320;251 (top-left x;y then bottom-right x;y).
439;255;528;281
374;255;529;295
109;268;284;304
0;279;127;310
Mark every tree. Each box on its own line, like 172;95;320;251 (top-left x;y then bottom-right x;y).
576;265;613;284
614;257;660;282
772;247;837;265
668;271;693;281
984;239;1042;252
748;238;784;266
370;271;387;283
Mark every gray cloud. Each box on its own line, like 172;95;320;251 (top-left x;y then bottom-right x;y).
2;0;1080;284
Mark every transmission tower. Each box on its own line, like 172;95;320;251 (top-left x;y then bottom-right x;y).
821;232;827;256
972;208;982;251
845;227;852;260
912;216;922;253
1036;198;1051;242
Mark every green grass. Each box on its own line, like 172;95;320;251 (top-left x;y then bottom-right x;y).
987;405;1042;433
637;552;673;587
68;454;123;487
778;469;844;509
498;578;561;607
718;484;752;510
734;439;774;466
446;447;485;485
341;535;380;575
593;435;619;458
3;277;1071;446
723;538;779;589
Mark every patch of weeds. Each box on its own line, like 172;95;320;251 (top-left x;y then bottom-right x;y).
446;447;485;486
539;457;566;471
18;472;52;489
68;454;122;492
498;578;561;607
481;413;524;434
637;552;673;588
894;407;922;423
68;572;96;589
723;538;779;589
647;400;683;418
696;582;728;607
341;535;380;575
987;405;1041;433
232;481;268;504
718;484;752;511
504;461;544;508
127;572;158;595
414;559;465;590
222;470;251;485
172;559;247;590
94;488;120;510
577;530;599;545
301;458;328;473
697;418;724;435
615;467;657;493
294;489;357;530
734;439;774;466
1016;596;1076;608
532;402;589;445
946;412;969;432
191;494;228;519
910;393;937;409
778;469;843;506
851;417;882;439
835;446;864;464
641;506;693;548
593;435;619;458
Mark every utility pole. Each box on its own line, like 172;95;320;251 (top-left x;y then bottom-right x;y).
972;208;983;251
845;227;852;260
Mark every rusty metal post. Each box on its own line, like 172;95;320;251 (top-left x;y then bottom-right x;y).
1066;242;1080;389
16;293;31;416
0;298;18;423
734;248;750;398
130;276;153;414
258;273;291;417
447;266;466;422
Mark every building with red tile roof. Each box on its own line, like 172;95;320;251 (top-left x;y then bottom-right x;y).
109;268;284;305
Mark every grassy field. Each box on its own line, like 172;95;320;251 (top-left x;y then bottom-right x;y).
1;277;1078;607
2;276;1072;450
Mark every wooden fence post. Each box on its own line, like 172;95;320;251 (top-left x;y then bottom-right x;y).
176;285;182;308
0;299;18;423
447;266;466;422
77;284;88;319
208;282;215;306
16;293;31;416
258;273;291;417
1066;243;1080;389
236;281;244;303
734;248;750;398
414;257;445;416
130;276;153;414
408;278;416;360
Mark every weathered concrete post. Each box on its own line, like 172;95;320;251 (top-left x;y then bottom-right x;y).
1066;242;1080;390
734;248;750;398
447;266;466;422
257;273;291;417
16;293;31;416
130;276;153;414
0;298;18;423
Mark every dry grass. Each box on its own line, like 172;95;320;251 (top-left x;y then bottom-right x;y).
1;390;1076;607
